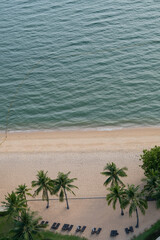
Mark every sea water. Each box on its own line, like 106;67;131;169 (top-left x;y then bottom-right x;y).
0;0;160;131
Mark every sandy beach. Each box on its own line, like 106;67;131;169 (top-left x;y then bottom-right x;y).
0;127;160;240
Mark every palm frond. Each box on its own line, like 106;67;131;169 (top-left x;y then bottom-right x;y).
101;171;111;176
103;177;112;186
67;184;78;189
112;198;117;210
53;171;78;207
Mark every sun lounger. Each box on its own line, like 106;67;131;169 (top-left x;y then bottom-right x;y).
110;230;119;237
51;222;57;229
129;226;134;232
125;228;129;234
76;226;81;232
55;223;60;229
96;228;102;234
62;224;69;231
81;226;86;232
91;228;96;234
68;225;73;231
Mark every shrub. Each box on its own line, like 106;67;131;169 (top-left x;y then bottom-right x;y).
131;219;160;240
140;146;160;176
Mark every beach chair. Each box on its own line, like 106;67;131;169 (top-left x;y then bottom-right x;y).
40;221;45;225
68;225;73;231
110;230;119;237
91;228;96;234
115;230;119;236
57;223;60;229
45;221;49;225
81;226;86;232
110;230;114;237
129;226;134;232
96;228;102;234
76;226;81;232
125;228;129;234
62;224;69;231
51;223;60;230
51;222;57;230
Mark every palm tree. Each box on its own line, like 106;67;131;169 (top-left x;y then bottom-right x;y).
32;170;54;208
142;170;160;197
106;184;127;216
124;184;148;228
11;210;46;240
16;184;32;204
1;191;26;219
101;162;128;187
53;172;78;209
152;183;160;209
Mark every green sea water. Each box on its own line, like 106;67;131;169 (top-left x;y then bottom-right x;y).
0;0;160;131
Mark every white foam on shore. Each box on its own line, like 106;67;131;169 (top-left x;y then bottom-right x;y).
0;124;160;134
0;126;130;134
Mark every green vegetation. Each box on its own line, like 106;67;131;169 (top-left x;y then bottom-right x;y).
103;162;148;228
2;191;26;219
140;146;160;207
103;146;160;231
106;184;126;215
142;169;160;198
140;145;160;176
101;162;128;187
132;219;160;240
0;216;87;240
0;216;14;238
32;170;54;208
0;170;80;240
10;210;46;240
53;171;78;209
40;231;87;240
1;193;46;240
16;184;32;202
153;184;160;209
124;185;148;228
1;147;160;239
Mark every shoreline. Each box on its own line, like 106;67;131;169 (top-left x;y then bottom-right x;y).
0;126;160;153
1;124;160;134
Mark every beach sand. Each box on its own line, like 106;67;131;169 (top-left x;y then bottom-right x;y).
0;127;160;240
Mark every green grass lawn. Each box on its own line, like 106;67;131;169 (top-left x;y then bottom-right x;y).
132;220;160;240
0;216;14;238
0;216;87;240
41;231;87;240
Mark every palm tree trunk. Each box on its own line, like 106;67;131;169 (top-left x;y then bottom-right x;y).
24;195;28;206
121;208;124;216
64;188;69;209
119;198;124;216
46;190;49;208
135;207;139;228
